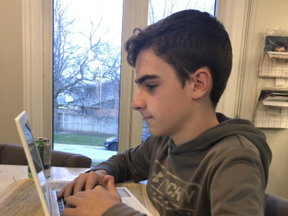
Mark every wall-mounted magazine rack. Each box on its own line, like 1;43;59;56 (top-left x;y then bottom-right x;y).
259;51;288;78
253;90;288;128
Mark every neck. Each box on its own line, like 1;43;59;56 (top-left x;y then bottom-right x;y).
171;107;219;146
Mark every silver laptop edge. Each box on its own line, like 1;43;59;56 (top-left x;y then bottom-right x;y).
15;111;53;216
15;111;153;216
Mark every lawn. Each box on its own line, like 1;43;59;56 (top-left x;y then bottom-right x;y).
91;162;101;166
54;133;112;146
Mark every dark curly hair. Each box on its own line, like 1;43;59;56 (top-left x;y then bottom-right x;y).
125;9;232;108
273;40;287;51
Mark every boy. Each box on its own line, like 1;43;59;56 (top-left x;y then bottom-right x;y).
273;40;287;52
60;9;272;216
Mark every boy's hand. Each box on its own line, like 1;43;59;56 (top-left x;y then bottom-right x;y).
57;170;111;201
61;178;121;216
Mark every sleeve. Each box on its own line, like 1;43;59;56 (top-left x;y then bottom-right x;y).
88;136;155;183
102;203;147;216
209;148;266;216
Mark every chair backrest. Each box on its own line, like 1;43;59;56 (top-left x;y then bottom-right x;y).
265;193;288;216
0;143;92;168
51;150;92;168
0;143;27;165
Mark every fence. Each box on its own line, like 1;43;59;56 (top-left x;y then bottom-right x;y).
56;113;149;135
56;113;118;135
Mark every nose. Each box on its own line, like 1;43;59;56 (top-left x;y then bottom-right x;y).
131;89;146;111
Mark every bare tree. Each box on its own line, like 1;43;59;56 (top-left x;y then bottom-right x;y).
148;0;215;24
53;0;120;131
53;0;215;133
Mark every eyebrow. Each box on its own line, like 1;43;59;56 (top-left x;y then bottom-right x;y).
135;74;160;85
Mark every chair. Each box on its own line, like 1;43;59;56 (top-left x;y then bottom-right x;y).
0;143;92;168
51;150;92;167
265;193;288;216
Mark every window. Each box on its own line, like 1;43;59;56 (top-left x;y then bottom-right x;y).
24;0;248;164
53;0;216;165
53;0;124;165
148;0;215;24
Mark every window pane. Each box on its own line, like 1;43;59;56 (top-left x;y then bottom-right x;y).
142;0;216;137
148;0;215;25
53;0;123;166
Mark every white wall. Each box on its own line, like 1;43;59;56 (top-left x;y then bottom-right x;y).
239;0;288;198
0;0;23;144
1;0;288;199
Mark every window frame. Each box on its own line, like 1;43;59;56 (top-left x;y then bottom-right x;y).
215;0;252;118
22;0;250;151
22;0;46;138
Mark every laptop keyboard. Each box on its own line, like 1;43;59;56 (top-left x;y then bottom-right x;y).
56;190;66;214
117;188;131;198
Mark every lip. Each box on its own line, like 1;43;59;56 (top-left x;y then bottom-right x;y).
143;116;153;120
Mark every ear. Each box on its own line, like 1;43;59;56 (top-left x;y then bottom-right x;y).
189;67;212;100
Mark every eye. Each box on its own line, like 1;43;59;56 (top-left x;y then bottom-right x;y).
146;84;157;91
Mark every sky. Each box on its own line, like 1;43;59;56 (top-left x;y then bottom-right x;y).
59;0;215;48
63;0;123;46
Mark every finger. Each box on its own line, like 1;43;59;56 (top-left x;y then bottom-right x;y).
72;174;87;195
65;195;81;208
85;172;99;190
61;208;78;216
74;191;85;198
106;177;118;196
57;186;66;198
101;175;114;187
58;180;77;198
63;181;77;201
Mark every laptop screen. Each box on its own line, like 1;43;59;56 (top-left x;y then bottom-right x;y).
15;111;51;215
23;121;47;184
15;111;154;216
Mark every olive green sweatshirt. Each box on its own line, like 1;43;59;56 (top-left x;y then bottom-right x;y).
92;113;272;216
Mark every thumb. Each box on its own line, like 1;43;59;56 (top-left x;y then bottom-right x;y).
106;177;118;196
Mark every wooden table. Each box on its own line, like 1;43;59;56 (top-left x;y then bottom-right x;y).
0;165;159;216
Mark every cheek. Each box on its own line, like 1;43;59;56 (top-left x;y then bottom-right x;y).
155;97;182;115
150;86;190;115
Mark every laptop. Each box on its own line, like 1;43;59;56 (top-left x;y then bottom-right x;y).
15;111;152;216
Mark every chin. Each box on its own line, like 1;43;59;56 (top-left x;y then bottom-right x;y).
148;129;166;138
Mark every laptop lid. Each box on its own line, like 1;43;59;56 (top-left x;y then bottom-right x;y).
15;111;153;216
15;111;52;216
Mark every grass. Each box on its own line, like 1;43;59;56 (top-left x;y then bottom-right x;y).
91;161;101;166
54;133;112;146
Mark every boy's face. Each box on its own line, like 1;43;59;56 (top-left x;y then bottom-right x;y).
132;48;195;138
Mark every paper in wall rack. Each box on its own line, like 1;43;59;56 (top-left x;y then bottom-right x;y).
259;89;288;107
259;51;288;78
253;90;288;128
